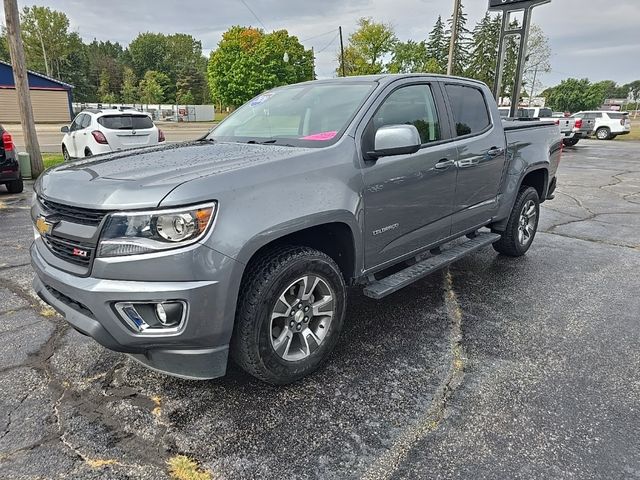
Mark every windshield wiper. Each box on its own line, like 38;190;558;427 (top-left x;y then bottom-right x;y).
247;139;277;145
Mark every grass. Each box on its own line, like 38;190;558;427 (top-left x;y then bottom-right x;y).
617;118;640;141
214;112;229;122
43;153;65;169
167;456;212;480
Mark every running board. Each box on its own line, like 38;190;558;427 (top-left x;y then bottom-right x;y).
363;232;502;300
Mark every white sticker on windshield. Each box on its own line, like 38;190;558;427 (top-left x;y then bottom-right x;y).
250;93;274;106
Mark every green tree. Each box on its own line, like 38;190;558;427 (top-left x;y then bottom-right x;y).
0;31;9;62
85;40;125;101
97;69;114;102
387;40;429;74
208;26;313;108
624;80;640;101
425;16;448;74
20;6;75;78
338;18;397;76
121;67;138;103
445;1;471;76
465;13;501;87
128;33;170;79
546;78;607;112
139;70;165;104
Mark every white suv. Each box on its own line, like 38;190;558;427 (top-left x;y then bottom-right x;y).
573;111;632;140
61;109;165;160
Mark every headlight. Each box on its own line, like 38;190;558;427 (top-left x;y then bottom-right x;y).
98;202;216;258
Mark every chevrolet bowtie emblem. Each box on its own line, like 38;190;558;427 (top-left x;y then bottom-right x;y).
35;216;55;236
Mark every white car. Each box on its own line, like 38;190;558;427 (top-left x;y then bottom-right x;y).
61;109;165;160
573;111;632;140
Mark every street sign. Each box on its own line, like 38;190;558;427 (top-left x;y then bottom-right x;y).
489;0;550;9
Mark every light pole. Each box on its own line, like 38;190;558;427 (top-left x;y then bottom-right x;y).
447;0;462;76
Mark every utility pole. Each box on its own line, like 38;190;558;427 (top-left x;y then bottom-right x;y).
339;26;346;77
4;0;44;177
447;0;462;76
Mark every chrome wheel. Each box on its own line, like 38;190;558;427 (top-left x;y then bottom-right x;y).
518;200;537;246
270;275;335;362
596;128;610;140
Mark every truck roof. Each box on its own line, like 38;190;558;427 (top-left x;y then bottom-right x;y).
292;74;488;88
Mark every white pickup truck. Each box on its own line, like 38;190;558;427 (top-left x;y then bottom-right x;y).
499;107;591;146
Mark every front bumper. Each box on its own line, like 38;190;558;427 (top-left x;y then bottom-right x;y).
31;242;241;380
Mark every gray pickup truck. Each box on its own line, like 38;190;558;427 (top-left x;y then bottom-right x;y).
32;75;562;384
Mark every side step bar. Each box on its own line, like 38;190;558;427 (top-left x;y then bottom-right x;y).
363;232;502;300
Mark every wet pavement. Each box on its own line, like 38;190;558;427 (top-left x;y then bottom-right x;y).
0;139;638;479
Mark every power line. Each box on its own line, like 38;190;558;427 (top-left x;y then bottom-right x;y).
238;0;267;30
314;32;340;55
300;29;338;43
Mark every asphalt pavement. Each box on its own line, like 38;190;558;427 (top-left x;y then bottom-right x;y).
0;139;638;479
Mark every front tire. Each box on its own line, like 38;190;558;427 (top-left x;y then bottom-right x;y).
232;246;347;385
5;177;24;194
493;187;540;257
62;145;71;162
596;127;611;140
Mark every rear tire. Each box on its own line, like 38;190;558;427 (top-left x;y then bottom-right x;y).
562;138;579;147
232;246;347;385
493;187;540;257
84;148;93;157
596;127;611;140
6;177;24;194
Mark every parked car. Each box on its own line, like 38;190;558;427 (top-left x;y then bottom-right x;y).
61;109;165;161
32;75;562;385
572;111;632;140
499;107;581;146
0;124;22;194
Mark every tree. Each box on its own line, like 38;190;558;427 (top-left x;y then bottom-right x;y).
338;18;397;76
445;1;471;76
387;40;429;74
121;67;138;103
20;6;73;78
465;13;501;87
545;78;607;112
97;69;113;102
425;16;448;74
522;24;552;99
139;70;165;104
208;26;313;108
0;31;9;62
128;33;170;79
624;80;640;101
85;40;125;102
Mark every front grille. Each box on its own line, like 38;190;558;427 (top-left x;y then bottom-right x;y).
43;235;95;267
39;198;110;226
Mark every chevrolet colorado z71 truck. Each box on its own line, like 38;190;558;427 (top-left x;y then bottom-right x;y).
32;75;561;384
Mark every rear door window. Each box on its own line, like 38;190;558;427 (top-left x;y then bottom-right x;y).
80;114;92;129
98;115;154;130
445;84;491;137
607;112;624;120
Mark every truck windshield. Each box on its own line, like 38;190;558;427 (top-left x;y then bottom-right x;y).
208;82;376;148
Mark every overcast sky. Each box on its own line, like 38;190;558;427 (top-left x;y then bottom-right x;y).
2;0;640;87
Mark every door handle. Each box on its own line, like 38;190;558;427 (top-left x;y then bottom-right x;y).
435;159;455;170
487;147;504;158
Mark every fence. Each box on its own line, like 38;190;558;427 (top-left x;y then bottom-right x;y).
71;103;215;122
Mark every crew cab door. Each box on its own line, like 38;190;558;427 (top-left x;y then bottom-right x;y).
443;83;507;234
360;81;458;269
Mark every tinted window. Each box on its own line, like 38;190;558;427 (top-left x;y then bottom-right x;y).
70;115;84;131
608;112;624;119
98;115;154;130
80;114;92;128
539;108;553;118
445;84;491;136
372;84;441;144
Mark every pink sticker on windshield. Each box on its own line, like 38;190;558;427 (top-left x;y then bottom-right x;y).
302;131;338;141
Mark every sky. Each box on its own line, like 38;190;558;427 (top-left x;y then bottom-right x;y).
2;0;640;88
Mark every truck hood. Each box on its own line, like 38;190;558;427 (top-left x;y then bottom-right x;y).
37;141;309;209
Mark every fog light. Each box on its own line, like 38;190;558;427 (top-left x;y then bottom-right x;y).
115;301;186;334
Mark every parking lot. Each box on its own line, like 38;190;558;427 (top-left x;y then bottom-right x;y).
0;139;639;479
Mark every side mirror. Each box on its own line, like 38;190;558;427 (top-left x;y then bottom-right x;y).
368;124;421;159
60;126;69;133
